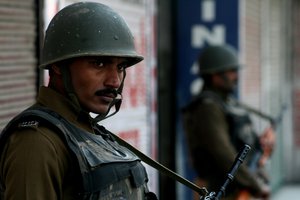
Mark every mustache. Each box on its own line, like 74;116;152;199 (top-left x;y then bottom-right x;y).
95;88;118;98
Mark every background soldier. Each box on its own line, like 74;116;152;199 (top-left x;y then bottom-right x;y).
182;44;275;200
0;2;157;200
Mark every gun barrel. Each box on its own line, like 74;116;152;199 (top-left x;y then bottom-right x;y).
237;102;275;123
215;144;251;199
228;97;276;125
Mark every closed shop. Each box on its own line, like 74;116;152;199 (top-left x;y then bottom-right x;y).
0;0;37;131
240;0;296;188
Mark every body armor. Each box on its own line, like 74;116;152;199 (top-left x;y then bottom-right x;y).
225;98;262;171
189;91;262;170
0;107;153;200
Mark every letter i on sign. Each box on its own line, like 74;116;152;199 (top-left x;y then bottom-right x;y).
191;0;225;48
201;0;216;22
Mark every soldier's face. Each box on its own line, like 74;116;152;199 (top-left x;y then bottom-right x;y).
217;69;238;93
69;56;127;114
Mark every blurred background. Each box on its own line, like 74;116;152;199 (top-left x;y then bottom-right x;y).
0;0;299;199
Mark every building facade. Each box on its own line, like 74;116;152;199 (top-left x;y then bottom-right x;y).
1;0;300;200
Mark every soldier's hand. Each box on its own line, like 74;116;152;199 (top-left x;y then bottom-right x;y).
259;185;271;200
253;183;271;200
259;127;276;166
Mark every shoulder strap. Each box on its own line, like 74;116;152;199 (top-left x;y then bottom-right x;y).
1;107;209;197
0;107;82;160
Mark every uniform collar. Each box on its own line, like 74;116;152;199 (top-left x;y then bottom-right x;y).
202;86;230;101
36;86;94;132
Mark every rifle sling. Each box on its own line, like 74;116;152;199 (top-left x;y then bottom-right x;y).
111;133;208;196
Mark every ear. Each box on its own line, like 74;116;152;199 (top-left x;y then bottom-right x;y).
51;65;62;75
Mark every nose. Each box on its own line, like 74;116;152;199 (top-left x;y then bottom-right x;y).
103;66;123;88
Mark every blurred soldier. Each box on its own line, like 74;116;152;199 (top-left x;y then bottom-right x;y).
182;44;275;200
0;2;157;200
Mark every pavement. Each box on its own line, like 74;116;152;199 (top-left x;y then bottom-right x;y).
271;184;300;200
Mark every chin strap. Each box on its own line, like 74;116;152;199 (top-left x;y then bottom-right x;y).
92;70;126;124
59;63;127;124
91;97;122;124
60;65;82;113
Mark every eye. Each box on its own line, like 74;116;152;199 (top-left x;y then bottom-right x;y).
117;62;128;72
88;59;105;68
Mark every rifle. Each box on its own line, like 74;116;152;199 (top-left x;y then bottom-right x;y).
113;131;251;200
229;97;286;130
230;97;287;168
203;144;251;200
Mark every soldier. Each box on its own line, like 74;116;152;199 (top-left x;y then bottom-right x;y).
0;2;157;200
182;44;275;200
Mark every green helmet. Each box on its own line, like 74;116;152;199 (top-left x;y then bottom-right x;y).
39;2;143;68
198;44;240;75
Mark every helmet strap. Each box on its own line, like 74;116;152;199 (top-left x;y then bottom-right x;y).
60;66;82;113
59;64;126;124
91;70;126;124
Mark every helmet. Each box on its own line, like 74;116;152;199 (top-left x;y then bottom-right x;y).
39;2;143;68
198;44;240;75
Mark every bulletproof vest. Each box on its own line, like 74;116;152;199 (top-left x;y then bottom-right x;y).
225;100;262;169
190;91;262;170
0;107;155;200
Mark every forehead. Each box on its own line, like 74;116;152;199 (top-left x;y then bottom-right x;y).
217;68;238;75
74;56;129;62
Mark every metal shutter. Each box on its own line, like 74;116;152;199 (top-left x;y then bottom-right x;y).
0;0;37;131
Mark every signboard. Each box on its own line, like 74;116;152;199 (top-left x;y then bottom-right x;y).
175;0;240;199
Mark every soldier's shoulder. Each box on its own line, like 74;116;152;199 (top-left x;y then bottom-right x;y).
17;120;40;130
182;95;220;113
